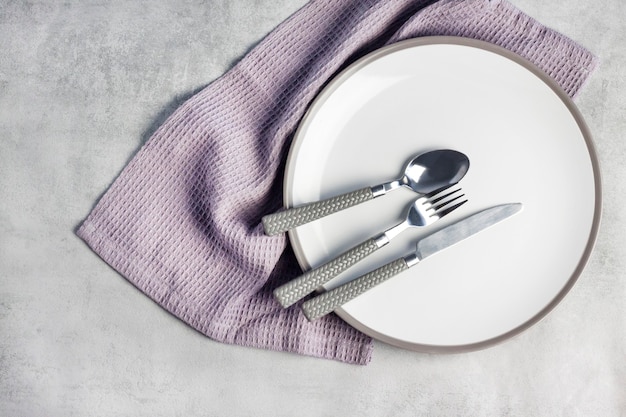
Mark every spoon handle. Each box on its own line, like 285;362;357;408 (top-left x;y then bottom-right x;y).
302;257;411;321
262;187;374;236
273;236;387;308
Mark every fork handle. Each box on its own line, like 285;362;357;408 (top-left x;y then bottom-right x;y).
302;258;410;321
262;187;374;236
273;238;384;308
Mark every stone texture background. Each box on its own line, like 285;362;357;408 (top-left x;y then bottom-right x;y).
1;1;624;416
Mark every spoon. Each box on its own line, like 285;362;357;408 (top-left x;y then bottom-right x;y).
262;149;470;236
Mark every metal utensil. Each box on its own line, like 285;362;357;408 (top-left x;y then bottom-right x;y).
273;185;468;308
301;203;523;321
262;149;470;235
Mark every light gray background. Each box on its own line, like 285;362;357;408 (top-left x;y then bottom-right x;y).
1;1;624;416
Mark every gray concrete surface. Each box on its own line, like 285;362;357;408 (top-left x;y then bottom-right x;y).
1;1;624;416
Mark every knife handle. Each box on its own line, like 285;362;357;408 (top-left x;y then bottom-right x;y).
302;257;410;321
262;187;374;236
274;237;385;308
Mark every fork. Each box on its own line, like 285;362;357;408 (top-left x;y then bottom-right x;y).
273;185;468;308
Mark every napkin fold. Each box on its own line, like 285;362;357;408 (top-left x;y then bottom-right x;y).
77;0;597;365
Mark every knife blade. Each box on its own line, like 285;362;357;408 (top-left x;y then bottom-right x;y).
411;202;523;264
302;203;523;321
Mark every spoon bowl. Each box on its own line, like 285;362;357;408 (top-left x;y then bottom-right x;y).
373;149;470;196
403;149;470;193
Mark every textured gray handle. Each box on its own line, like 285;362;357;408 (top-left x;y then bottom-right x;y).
262;187;374;236
274;239;380;308
302;258;409;321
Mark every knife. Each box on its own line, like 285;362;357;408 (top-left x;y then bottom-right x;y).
301;203;523;321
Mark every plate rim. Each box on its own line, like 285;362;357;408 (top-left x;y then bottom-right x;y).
283;36;602;352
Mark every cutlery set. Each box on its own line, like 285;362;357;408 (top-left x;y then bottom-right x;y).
263;149;522;320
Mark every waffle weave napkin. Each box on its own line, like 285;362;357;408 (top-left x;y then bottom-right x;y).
77;0;597;365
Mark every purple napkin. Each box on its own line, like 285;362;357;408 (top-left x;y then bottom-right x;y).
77;0;597;365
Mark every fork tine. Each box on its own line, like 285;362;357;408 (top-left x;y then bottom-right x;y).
432;198;468;218
427;187;463;206
423;183;455;199
431;191;465;211
416;184;468;224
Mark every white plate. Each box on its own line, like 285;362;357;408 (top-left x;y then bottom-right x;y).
284;37;601;351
